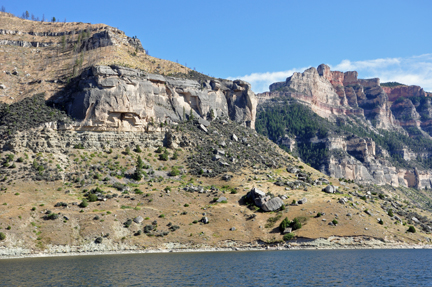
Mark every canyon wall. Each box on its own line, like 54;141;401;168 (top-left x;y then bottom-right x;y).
54;65;257;131
258;64;432;189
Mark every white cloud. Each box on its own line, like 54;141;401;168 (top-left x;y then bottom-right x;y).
335;54;432;92
228;67;308;93
231;54;432;93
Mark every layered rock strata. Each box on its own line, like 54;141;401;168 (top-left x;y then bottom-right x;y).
55;65;257;131
258;65;432;189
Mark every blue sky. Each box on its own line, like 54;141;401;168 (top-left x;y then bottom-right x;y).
3;0;432;92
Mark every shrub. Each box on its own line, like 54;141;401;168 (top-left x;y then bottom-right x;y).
159;214;165;218
378;219;384;225
388;209;394;217
135;145;142;153
124;219;132;228
45;213;59;220
169;167;180;176
291;218;302;230
134;189;143;195
155;147;164;153
332;219;338;225
283;232;295;241
184;204;189;207
159;152;169;161
79;199;88;208
88;194;98;202
0;232;5;241
407;226;416;233
279;217;291;232
316;212;322;217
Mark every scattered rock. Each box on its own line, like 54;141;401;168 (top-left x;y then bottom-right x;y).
298;198;307;204
95;237;103;244
199;124;208;133
339;198;348;204
283;227;292;234
201;217;209;224
134;216;144;223
262;197;284;212
216;197;227;203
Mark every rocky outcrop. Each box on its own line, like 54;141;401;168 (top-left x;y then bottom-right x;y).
257;64;432;189
0;26;144;52
56;65;257;131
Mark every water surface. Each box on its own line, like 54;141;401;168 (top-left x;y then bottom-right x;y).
1;249;431;286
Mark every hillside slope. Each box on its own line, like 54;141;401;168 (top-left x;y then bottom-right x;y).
0;15;431;257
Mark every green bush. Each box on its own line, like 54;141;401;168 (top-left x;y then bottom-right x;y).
159;152;169;161
388;209;394;217
88;194;98;202
291;218;302;230
407;225;416;233
134;189;143;195
0;232;5;241
283;233;295;241
155;147;164;153
169;167;180;176
378;219;384;225
135;145;142;153
279;217;291;232
79;199;88;208
332;219;338;225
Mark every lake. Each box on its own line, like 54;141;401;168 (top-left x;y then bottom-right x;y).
1;249;431;286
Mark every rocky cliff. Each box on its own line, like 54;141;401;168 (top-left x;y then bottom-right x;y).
257;65;432;189
51;65;256;131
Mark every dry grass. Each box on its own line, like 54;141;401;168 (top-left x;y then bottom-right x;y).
0;12;190;103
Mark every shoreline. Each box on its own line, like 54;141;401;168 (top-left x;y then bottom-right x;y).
2;241;432;260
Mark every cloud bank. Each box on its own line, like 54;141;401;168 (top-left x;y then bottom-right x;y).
230;54;432;93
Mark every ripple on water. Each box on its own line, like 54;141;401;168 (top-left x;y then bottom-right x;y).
0;249;432;286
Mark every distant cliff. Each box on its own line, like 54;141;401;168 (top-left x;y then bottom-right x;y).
256;64;432;189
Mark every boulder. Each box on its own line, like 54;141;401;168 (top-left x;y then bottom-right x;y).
201;217;209;224
216;197;227;203
133;216;144;223
198;118;210;127
95;237;103;244
339;198;348;204
318;177;330;184
262;197;284;212
283;227;292;234
232;134;238;142
199;124;208;133
0;84;5;89
323;185;334;193
286;166;299;174
298;198;307;204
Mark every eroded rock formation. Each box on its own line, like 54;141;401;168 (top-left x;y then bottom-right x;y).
257;64;432;189
55;65;257;131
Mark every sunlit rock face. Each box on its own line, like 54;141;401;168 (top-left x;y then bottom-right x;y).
257;64;432;189
59;65;257;132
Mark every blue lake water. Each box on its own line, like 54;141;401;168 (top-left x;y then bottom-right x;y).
1;249;432;286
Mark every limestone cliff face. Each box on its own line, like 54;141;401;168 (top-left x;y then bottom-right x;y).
258;64;432;189
56;65;257;131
